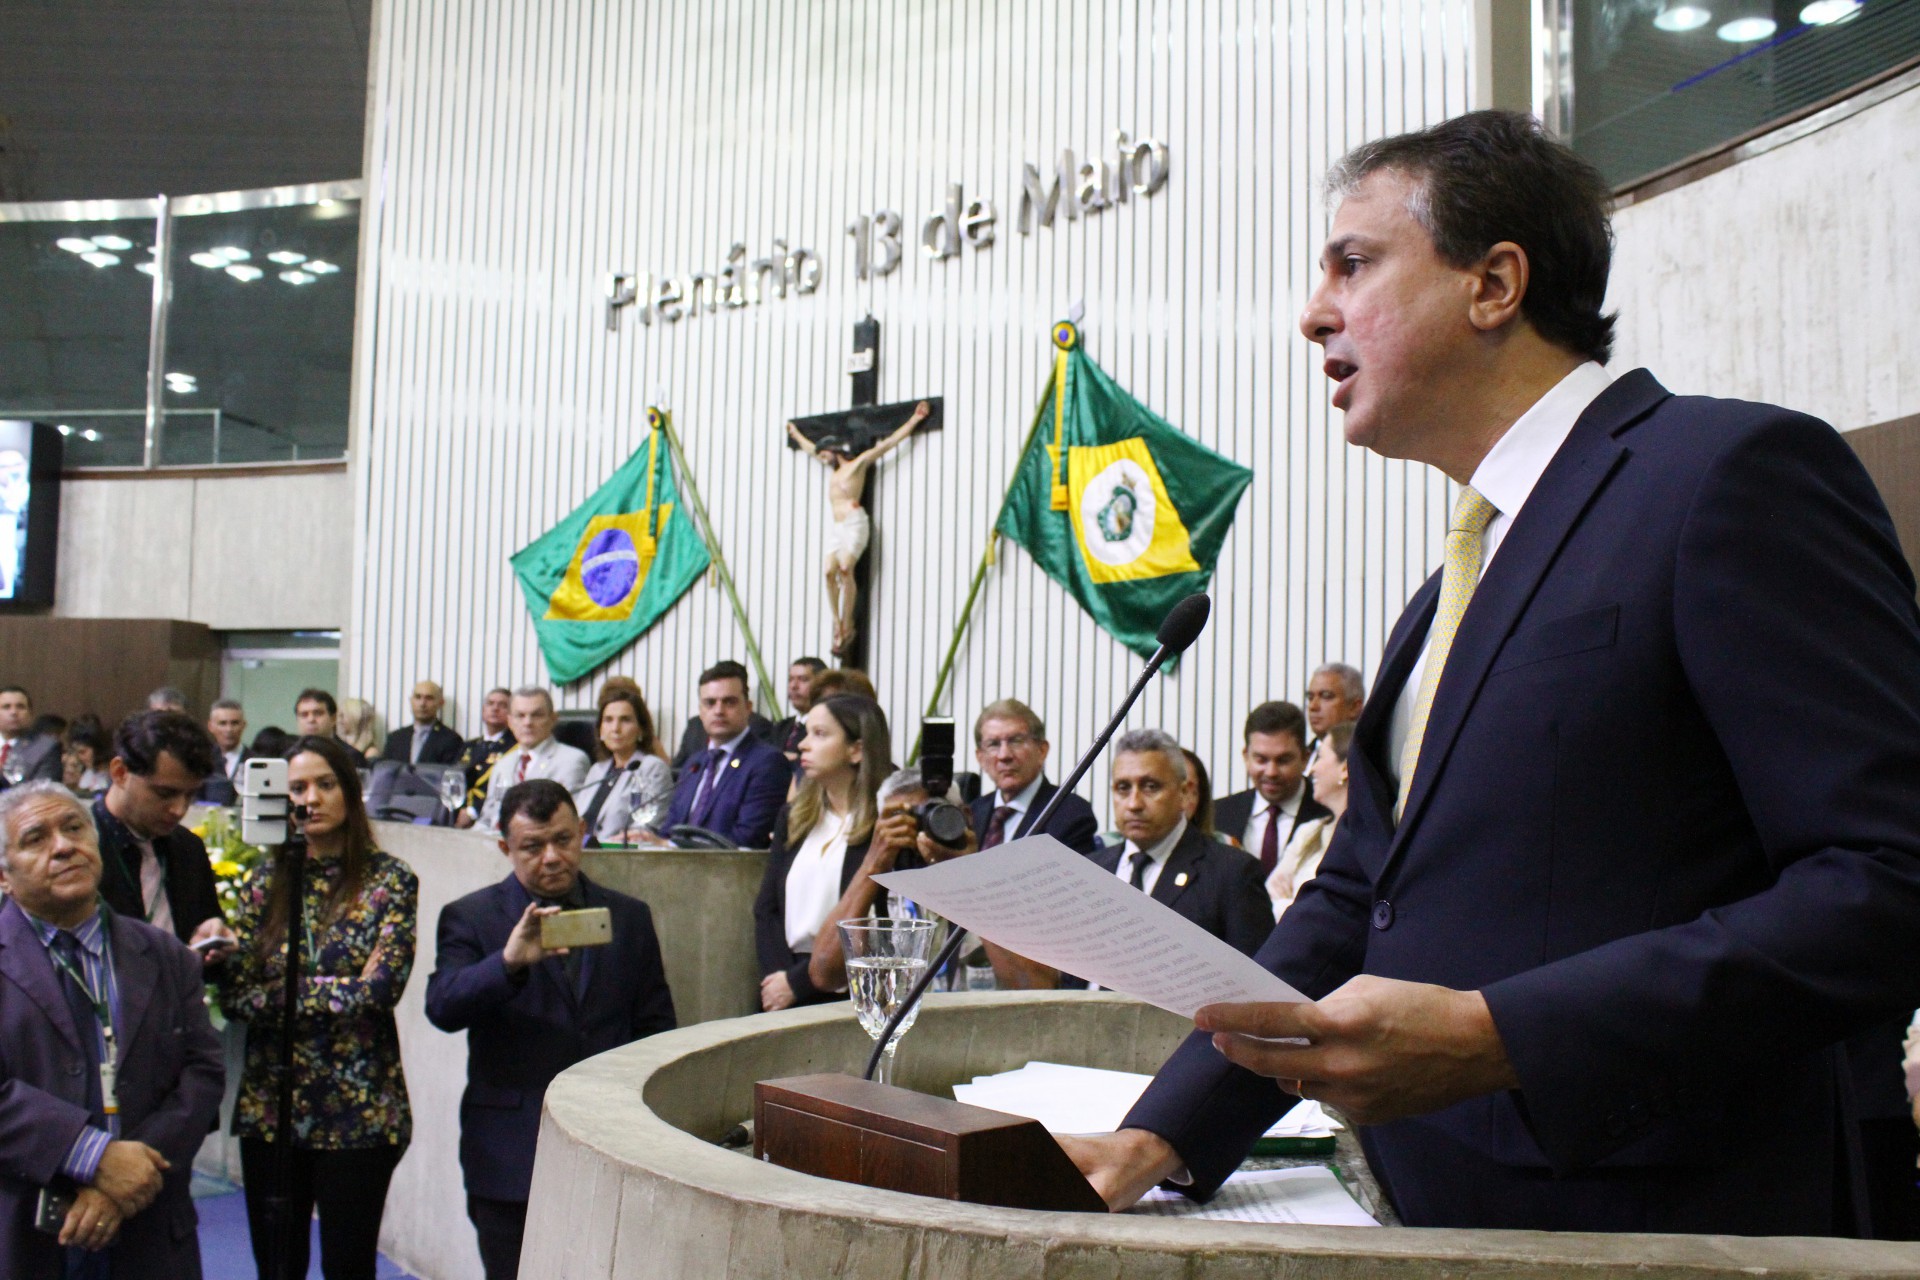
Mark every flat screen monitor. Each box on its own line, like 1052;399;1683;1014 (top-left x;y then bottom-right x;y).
0;420;63;609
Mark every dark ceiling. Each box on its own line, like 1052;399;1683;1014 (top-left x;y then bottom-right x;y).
0;0;371;202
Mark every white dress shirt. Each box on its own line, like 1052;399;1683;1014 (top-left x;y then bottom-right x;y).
987;773;1045;835
783;808;853;952
477;735;591;831
1387;362;1615;779
1241;785;1304;854
1112;816;1189;898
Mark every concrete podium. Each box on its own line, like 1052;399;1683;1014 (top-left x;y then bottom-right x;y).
520;992;1915;1278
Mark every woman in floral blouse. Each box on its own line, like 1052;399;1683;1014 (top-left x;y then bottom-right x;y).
217;734;417;1280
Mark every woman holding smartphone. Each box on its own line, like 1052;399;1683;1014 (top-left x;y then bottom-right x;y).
217;735;418;1280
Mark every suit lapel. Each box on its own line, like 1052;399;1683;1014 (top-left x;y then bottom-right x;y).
1150;828;1205;910
107;913;158;1053
497;875;576;1011
0;900;86;1051
1385;373;1666;870
1016;780;1056;838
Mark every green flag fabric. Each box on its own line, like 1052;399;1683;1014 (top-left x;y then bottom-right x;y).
994;321;1252;658
511;414;711;684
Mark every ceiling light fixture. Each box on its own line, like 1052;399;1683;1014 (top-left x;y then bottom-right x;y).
212;246;251;262
81;429;101;442
190;251;226;269
92;234;134;251
1800;0;1863;22
136;262;158;276
1653;2;1713;30
305;259;340;274
225;264;264;282
279;270;315;285
81;251;121;268
267;250;308;265
1717;13;1777;39
55;237;97;254
56;424;73;436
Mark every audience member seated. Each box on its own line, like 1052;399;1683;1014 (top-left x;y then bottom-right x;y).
30;712;67;741
967;699;1099;854
467;688;590;832
1213;700;1329;879
596;677;672;763
337;697;382;763
1304;661;1365;764
753;696;893;1010
0;685;64;783
215;736;417;1280
94;711;236;956
62;713;113;796
772;656;828;759
145;686;188;713
382;680;466;765
1266;721;1353;922
1181;747;1219;840
803;767;1061;993
669;658;778;772
248;725;293;762
426;780;676;1280
573;687;673;846
0;781;225;1280
657;662;789;848
808;666;877;704
293;687;339;740
460;687;517;811
1087;729;1272;957
197;699;250;804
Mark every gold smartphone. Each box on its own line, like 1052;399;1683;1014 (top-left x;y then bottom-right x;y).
540;906;613;950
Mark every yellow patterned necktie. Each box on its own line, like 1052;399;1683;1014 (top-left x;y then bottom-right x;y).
1396;486;1500;820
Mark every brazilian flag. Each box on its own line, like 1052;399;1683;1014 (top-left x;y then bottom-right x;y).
511;409;711;684
995;321;1252;659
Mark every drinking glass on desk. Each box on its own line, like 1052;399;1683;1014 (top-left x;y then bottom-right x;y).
437;770;468;823
839;918;937;1087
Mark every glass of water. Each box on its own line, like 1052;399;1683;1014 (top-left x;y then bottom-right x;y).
839;918;937;1087
437;769;468;823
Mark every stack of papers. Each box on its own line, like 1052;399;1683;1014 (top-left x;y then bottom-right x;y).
952;1061;1341;1140
1131;1168;1379;1226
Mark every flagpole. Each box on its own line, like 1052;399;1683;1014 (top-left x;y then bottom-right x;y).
656;409;782;714
912;383;1053;762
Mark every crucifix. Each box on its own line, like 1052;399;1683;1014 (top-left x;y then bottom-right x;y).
786;316;943;667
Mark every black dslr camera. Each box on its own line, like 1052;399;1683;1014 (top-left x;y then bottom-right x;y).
914;718;971;849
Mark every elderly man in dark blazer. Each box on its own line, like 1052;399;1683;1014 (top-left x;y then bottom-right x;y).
0;780;225;1279
966;698;1100;855
1066;111;1920;1237
426;779;676;1280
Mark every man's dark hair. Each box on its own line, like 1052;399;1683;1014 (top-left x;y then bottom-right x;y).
250;726;293;758
1327;109;1615;363
30;714;66;739
697;660;751;692
1243;701;1308;751
114;710;220;779
792;657;827;674
0;684;30;704
65;714;110;758
295;688;338;716
499;778;578;834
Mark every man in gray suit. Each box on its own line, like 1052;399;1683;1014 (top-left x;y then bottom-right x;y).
0;687;63;786
0;780;225;1278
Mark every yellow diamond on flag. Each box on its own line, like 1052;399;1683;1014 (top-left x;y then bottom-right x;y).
544;507;667;622
1066;438;1201;584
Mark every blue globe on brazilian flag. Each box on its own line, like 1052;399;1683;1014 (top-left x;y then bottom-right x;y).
511;414;711;684
995;322;1252;659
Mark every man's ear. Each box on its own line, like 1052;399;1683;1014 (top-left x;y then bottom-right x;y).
1468;241;1529;333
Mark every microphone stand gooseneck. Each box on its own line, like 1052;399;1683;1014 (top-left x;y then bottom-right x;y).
863;594;1211;1082
265;809;309;1280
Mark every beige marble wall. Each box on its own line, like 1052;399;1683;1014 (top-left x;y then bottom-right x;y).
54;466;353;629
1608;77;1920;434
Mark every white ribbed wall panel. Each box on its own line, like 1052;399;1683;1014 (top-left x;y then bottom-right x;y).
349;0;1474;803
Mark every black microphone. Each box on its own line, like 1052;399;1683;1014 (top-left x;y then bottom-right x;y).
863;592;1211;1081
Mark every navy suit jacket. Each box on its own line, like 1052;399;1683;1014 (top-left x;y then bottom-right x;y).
661;732;789;847
1088;825;1273;958
381;722;467;766
0;900;225;1280
1125;372;1920;1234
424;873;676;1202
966;778;1101;855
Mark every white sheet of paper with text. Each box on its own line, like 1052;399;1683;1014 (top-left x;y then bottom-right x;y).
872;835;1307;1018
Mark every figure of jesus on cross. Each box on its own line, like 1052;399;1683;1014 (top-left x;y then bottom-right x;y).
788;400;931;659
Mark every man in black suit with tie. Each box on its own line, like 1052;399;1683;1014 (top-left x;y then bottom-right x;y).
966;699;1099;855
426;779;675;1280
1211;701;1329;876
0;685;64;785
195;699;249;805
94;712;234;959
1087;730;1272;957
1066;111;1920;1236
381;680;467;765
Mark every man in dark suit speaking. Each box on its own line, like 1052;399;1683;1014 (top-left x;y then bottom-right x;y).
426;779;676;1280
1064;110;1920;1236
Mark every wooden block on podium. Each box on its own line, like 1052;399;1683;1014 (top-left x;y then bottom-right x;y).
754;1072;1107;1212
